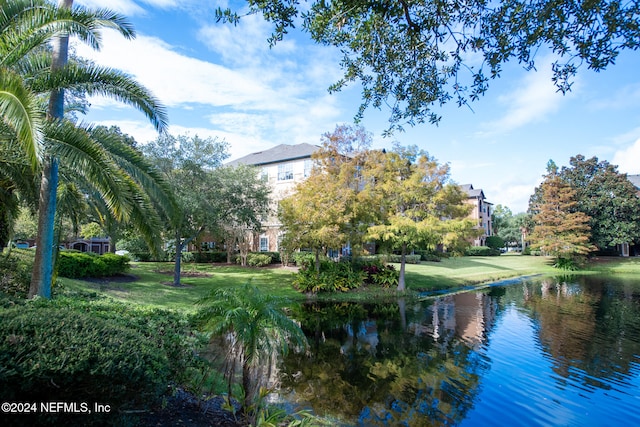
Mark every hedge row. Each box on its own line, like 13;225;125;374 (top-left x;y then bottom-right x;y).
464;246;501;256
57;251;129;278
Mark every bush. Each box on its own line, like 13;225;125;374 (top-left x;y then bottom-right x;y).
260;251;281;264
465;246;501;256
292;251;316;267
190;251;227;263
0;249;33;299
386;254;422;264
116;236;152;262
294;260;366;293
413;249;442;262
485;236;505;250
246;253;273;267
360;259;399;287
0;298;199;424
57;251;129;278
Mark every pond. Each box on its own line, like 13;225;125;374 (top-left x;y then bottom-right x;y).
273;275;640;426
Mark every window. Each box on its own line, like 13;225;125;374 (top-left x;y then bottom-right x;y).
260;167;269;181
278;163;293;181
259;236;269;252
304;159;313;177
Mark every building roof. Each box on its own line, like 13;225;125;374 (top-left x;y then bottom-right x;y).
226;143;320;167
461;183;485;199
628;174;640;190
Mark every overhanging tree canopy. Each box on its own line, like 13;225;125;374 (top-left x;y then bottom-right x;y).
219;0;640;130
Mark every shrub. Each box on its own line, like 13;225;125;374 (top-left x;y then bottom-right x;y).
386;254;422;264
485;236;505;250
116;236;152;261
293;260;365;293
246;253;273;267
57;251;129;278
361;260;399;287
260;251;281;264
465;246;501;256
0;249;33;299
413;249;442;262
190;251;227;263
0;299;199;424
292;251;316;268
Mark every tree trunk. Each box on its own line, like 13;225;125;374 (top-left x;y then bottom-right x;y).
0;190;13;250
30;0;72;299
174;226;204;286
242;360;257;424
314;248;320;274
30;157;59;299
173;230;183;287
397;243;407;292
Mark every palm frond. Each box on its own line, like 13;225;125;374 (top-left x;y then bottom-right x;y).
32;62;168;132
0;1;135;68
45;119;133;221
0;67;42;170
88;125;178;221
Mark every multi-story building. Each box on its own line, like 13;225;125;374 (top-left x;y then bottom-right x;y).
228;145;495;252
460;184;493;246
227;143;320;252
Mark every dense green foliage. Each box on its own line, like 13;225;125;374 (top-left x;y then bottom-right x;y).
57;251;129;278
558;155;640;251
293;256;401;293
0;297;199;424
465;246;501;256
485;236;505;250
244;253;273;267
0;249;33;299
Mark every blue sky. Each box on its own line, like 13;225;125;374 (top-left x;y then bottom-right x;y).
74;0;640;213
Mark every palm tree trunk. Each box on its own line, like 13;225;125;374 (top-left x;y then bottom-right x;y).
30;0;72;298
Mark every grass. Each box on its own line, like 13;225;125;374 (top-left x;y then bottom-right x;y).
401;254;559;292
57;254;640;309
59;262;302;312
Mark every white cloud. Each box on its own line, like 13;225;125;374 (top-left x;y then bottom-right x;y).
613;138;640;175
73;20;352;163
588;83;640;111
77;0;185;15
480;59;571;135
76;0;145;16
88;119;160;145
73;31;277;109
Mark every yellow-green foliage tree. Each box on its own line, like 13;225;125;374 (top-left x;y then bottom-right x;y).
279;124;373;272
365;145;476;291
529;162;595;268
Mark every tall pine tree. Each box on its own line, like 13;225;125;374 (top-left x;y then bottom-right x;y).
529;161;595;268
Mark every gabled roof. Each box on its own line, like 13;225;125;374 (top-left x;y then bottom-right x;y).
461;183;485;199
628;174;640;190
227;143;320;167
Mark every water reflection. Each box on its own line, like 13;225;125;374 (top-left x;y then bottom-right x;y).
277;275;640;426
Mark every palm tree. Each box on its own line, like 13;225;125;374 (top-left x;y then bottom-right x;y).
196;283;308;422
0;1;171;297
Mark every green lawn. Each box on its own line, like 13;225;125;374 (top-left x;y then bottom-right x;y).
59;262;302;311
58;255;640;310
401;254;559;292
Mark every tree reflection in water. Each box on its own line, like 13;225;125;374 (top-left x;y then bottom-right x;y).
276;275;640;426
